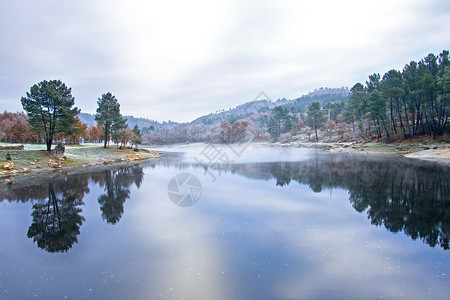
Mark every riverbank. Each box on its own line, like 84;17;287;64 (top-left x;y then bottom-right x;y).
1;139;448;189
265;138;450;165
0;144;161;188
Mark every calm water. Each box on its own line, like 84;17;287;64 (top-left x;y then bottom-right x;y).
1;145;449;300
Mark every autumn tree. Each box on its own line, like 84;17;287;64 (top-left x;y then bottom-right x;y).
21;80;80;151
326;119;336;139
220;120;250;143
232;120;250;141
67;117;88;144
0;111;32;143
88;125;101;143
220;121;233;142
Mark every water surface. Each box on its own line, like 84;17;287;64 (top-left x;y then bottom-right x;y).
1;145;449;299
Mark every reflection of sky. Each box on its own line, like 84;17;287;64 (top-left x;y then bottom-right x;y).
1;147;450;299
127;162;450;300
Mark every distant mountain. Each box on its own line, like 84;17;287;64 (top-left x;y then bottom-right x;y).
191;87;349;124
284;87;349;114
191;99;276;125
78;113;96;127
78;112;170;129
124;115;177;129
307;87;349;97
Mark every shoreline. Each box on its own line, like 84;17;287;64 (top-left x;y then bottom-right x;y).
1;140;448;190
258;140;450;165
149;139;449;165
0;144;161;190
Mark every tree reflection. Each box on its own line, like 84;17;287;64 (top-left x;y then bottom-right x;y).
97;166;144;224
0;164;144;251
230;154;450;250
27;173;89;253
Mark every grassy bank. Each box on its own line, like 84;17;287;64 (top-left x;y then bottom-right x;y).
0;144;161;183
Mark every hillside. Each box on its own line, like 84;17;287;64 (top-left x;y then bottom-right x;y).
191;87;348;125
191;99;276;125
281;87;348;113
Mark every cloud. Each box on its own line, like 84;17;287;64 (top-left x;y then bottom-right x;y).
0;0;449;122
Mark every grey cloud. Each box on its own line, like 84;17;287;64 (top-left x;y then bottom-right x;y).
1;0;449;122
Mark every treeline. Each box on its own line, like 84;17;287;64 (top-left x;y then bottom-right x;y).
1;80;143;150
0;111;34;143
344;50;450;140
264;50;450;142
0;110;108;145
0;111;89;144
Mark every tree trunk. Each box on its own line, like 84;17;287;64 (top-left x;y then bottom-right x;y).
381;117;390;139
396;99;406;139
314;117;318;140
103;124;109;148
46;139;52;151
390;98;397;134
402;99;412;140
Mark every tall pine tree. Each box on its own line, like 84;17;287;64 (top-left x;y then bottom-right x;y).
306;102;326;140
21;80;80;151
95;92;126;148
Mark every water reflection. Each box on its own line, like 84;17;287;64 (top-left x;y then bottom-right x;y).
27;181;85;253
225;154;450;250
1;165;144;252
150;150;450;250
97;166;144;224
144;150;450;250
1;151;449;253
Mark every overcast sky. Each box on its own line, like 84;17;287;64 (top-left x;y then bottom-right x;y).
1;0;449;122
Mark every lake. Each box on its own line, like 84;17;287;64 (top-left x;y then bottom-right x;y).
1;144;449;299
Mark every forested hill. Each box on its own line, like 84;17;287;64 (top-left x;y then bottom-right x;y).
283;87;349;113
191;87;349;125
191;100;276;125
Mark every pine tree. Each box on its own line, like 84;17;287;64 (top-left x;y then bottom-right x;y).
306;102;326;140
21;80;80;151
131;125;142;148
95;92;126;148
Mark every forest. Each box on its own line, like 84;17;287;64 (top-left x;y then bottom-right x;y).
1;50;448;146
345;50;450;140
